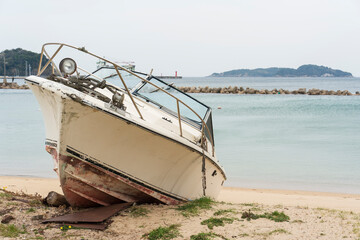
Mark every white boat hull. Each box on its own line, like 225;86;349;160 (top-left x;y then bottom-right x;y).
27;76;225;207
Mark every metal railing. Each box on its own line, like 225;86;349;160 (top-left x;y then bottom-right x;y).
36;43;215;157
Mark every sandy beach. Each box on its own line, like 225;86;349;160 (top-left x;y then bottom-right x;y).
1;176;360;239
1;176;359;212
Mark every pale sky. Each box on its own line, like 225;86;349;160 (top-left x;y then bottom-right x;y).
1;0;359;76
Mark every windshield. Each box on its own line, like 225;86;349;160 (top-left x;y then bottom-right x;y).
133;76;213;138
90;67;214;144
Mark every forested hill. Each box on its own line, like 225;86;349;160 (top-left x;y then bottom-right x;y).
210;65;353;77
0;48;52;76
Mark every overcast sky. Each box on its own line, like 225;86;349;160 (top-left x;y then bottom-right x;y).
1;0;359;76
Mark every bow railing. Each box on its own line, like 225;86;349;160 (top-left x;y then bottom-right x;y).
37;43;215;157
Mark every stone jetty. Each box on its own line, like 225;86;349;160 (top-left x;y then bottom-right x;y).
0;82;29;89
177;86;360;96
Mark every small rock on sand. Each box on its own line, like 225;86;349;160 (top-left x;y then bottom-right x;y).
44;191;69;207
1;214;15;224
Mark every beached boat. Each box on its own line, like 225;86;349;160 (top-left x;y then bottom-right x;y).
25;43;226;207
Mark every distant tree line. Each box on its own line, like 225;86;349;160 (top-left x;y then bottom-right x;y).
210;64;353;77
0;48;52;76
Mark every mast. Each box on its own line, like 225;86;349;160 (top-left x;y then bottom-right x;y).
3;55;7;84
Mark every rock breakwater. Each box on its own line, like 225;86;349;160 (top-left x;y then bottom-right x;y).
0;82;29;90
177;86;360;96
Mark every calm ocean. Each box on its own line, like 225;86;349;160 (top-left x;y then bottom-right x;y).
1;77;359;194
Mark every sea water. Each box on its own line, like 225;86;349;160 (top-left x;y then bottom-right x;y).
1;77;359;194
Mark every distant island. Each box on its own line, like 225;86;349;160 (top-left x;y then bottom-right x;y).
0;48;51;76
209;64;353;77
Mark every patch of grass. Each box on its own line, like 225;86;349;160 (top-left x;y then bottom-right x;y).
338;212;347;220
143;224;181;240
0;224;23;238
0;192;13;200
213;209;236;216
261;211;290;222
315;207;337;214
176;197;214;217
269;228;290;235
60;225;75;232
250;207;262;212
241;210;260;221
218;201;232;205
20;225;28;234
6;202;18;206
129;206;150;217
239;233;249;237
241;210;290;222
26;208;36;213
32;228;45;235
29;199;42;207
201;217;236;230
190;232;228;240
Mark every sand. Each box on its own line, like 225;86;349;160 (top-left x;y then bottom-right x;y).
1;176;360;239
0;176;62;197
1;176;359;212
219;187;360;213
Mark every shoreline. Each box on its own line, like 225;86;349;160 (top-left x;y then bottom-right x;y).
1;176;359;212
177;86;360;95
0;82;28;89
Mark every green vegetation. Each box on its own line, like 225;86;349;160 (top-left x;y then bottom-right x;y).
143;224;181;240
0;48;52;76
60;225;75;232
210;64;353;77
33;236;44;239
213;209;237;216
262;211;290;222
241;210;260;221
269;228;290;235
0;191;13;200
241;210;290;222
6;202;18;206
26;208;35;213
29;199;42;207
190;232;228;240
0;224;24;238
129;206;150;217
238;233;249;237
250;207;262;212
201;217;236;230
176;197;214;217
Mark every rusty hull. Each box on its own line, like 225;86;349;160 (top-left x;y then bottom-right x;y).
47;146;183;207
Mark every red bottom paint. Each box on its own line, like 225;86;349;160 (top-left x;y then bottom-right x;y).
46;146;183;207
